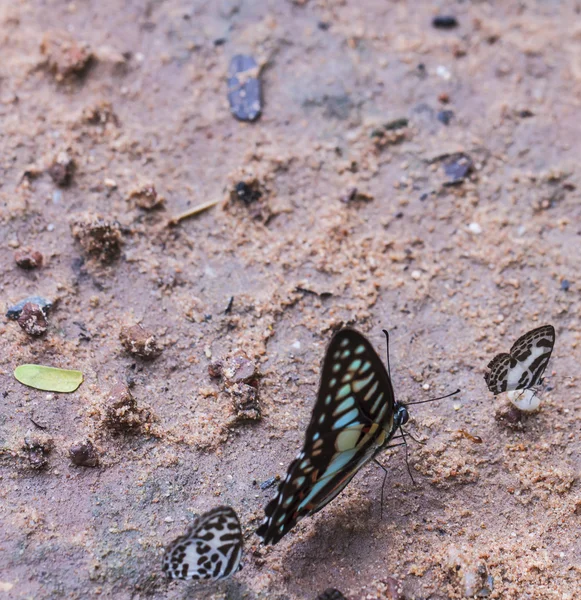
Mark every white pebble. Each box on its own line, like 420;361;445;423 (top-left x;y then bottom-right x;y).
436;65;451;80
468;222;482;234
164;516;174;523
411;270;421;280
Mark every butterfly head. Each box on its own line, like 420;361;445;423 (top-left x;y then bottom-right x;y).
394;403;409;427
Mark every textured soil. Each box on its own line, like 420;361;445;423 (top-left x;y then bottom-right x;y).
0;1;580;599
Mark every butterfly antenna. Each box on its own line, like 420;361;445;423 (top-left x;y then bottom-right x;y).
373;458;389;519
405;388;460;406
382;329;392;378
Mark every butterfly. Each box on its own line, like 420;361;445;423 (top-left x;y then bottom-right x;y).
256;328;411;545
162;505;243;581
484;325;555;395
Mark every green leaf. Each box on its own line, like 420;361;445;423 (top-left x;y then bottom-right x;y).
14;364;84;393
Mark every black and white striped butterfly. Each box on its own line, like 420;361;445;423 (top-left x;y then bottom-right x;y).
256;328;411;546
162;506;243;581
484;325;555;395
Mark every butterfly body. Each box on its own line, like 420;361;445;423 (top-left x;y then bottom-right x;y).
256;329;408;545
162;506;243;581
484;325;555;395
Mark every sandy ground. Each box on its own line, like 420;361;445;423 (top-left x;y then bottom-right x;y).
0;1;580;599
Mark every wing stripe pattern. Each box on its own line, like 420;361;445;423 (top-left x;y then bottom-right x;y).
484;325;555;395
256;329;397;545
162;506;243;581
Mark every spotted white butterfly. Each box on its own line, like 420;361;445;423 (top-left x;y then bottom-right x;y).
484;325;555;395
162;506;242;581
256;328;410;545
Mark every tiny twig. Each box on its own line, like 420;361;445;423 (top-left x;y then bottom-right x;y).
168;199;220;226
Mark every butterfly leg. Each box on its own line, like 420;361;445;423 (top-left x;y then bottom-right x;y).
401;428;426;446
372;458;389;520
399;426;417;486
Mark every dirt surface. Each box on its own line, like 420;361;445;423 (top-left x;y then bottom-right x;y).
1;2;580;599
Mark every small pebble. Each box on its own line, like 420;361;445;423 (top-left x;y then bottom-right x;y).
259;475;280;490
70;213;123;263
17;303;48;336
443;153;473;185
41;30;93;81
69;440;99;467
411;270;421;280
6;296;53;320
208;360;224;379
432;15;459;29
48;151;75;187
436;65;451;80
495;404;523;429
23;435;53;469
14;248;43;270
468;222;482;235
228;383;261;424
437;109;454;125
560;279;570;291
227;54;262;122
103;382;149;431
234;181;262;205
119;324;162;359
127;183;165;210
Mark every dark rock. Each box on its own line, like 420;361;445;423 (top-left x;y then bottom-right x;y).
443;153;474;185
119;325;162;359
14;248;44;270
432;15;459;29
234;181;262;205
518;109;534;118
48;151;75;187
316;590;346;600
227;54;262;122
318;21;331;31
229;383;261;423
103;382;149;432
69;440;99;467
7;296;53;320
70;213;123;263
23;435;53;469
340;188;374;204
17;303;48;336
561;279;570;291
437;109;454;125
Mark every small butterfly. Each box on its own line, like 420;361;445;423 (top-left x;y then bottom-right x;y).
162;505;243;581
484;325;555;395
256;328;411;545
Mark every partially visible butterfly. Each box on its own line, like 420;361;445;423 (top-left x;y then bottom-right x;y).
256;328;412;546
162;505;243;581
484;325;555;396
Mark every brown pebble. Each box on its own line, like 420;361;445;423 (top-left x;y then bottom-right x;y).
69;440;99;467
14;248;43;270
384;576;405;600
495;403;523;430
17;302;48;336
70;213;123;263
208;360;224;379
438;92;450;103
224;355;257;385
41;30;93;81
128;184;165;210
23;435;53;469
229;383;261;423
119;324;162;359
48;151;75;187
103;382;149;432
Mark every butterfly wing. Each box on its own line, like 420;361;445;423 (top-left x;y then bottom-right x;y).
256;329;396;545
162;506;243;581
484;325;555;395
